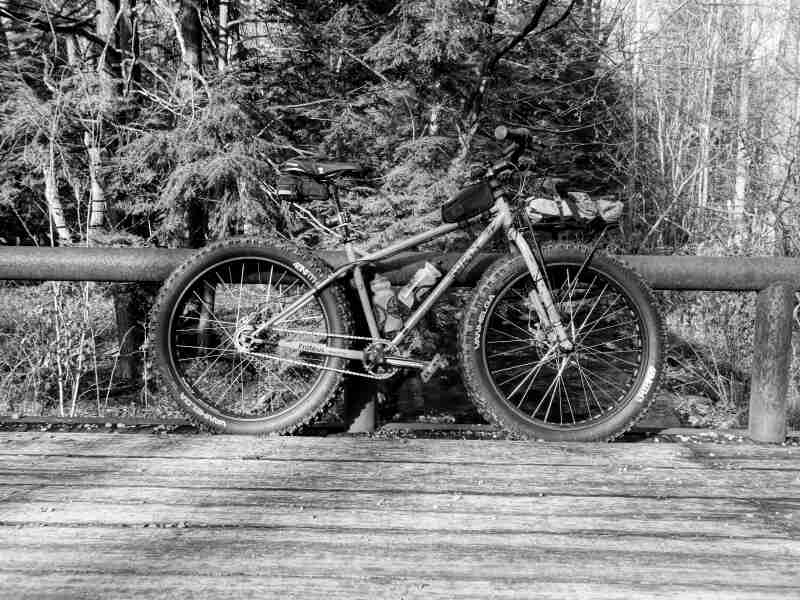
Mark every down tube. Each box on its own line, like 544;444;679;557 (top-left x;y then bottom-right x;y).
390;214;506;347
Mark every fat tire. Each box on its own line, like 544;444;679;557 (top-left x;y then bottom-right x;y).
458;243;665;441
151;235;353;435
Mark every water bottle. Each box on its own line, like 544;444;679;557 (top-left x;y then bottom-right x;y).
370;274;404;335
398;262;442;309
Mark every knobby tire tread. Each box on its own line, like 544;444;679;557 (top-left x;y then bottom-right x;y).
149;235;353;435
458;242;666;442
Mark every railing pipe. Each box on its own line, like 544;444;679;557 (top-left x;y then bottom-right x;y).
1;246;798;442
4;247;800;291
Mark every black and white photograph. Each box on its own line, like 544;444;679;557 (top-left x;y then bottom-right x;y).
0;0;798;597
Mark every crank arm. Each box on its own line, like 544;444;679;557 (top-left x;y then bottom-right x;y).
385;356;426;369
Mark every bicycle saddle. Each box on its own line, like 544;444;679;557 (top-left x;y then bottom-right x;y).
282;159;365;179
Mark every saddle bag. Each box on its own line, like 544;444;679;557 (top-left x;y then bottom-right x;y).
441;182;494;223
277;173;329;203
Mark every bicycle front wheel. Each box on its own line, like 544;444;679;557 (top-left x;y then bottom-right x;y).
459;243;664;441
152;237;352;434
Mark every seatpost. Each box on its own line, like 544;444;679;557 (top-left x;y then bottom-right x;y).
330;185;353;242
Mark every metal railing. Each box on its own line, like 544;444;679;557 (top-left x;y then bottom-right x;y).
1;246;796;442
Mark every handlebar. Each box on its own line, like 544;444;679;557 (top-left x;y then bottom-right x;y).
494;125;532;143
488;125;533;177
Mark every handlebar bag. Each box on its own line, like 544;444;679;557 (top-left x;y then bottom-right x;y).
441;182;494;223
525;192;622;226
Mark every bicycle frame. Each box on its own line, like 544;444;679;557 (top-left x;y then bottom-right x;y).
249;194;573;366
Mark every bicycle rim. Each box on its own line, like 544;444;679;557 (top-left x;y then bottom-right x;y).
166;257;333;421
481;262;649;429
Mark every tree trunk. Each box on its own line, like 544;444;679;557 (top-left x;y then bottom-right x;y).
630;0;643;195
118;0;140;86
96;0;118;103
96;0;145;381
181;0;203;73
218;0;229;71
44;135;71;245
696;4;718;213
732;2;753;236
65;35;80;66
84;132;106;238
111;284;149;381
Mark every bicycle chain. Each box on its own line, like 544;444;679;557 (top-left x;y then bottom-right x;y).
270;326;387;345
253;326;401;380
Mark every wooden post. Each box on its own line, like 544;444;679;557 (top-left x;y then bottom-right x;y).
749;281;794;443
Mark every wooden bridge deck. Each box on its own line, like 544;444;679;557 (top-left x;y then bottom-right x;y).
0;432;797;599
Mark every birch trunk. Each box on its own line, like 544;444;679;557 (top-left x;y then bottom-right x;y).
732;2;753;235
696;5;718;212
84;132;106;238
44;135;71;245
96;0;118;103
65;35;79;66
218;0;229;71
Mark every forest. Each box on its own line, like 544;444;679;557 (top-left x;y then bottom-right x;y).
1;0;799;428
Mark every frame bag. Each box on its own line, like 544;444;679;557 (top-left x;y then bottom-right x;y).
441;182;494;223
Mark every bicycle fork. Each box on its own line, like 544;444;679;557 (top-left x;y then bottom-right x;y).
499;204;574;352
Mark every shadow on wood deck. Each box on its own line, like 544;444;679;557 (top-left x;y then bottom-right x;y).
0;433;798;599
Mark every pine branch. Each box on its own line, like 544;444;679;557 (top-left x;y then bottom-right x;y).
484;0;552;74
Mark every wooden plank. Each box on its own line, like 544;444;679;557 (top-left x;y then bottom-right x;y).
0;433;698;466
1;433;797;469
0;433;797;599
1;453;798;498
1;482;796;538
0;499;795;539
0;526;798;587
0;483;780;514
0;573;795;600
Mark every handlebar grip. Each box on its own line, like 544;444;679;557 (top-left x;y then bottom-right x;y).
494;125;532;142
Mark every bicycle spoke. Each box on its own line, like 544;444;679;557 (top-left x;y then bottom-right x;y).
169;257;333;421
481;259;650;431
487;342;535;360
577;344;642;369
577;362;631;396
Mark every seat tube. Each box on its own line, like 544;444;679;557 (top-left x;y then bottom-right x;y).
346;242;381;339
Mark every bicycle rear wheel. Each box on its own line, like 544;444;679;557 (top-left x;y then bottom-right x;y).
459;243;664;441
152;237;352;434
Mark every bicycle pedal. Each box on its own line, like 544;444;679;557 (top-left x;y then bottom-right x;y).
420;353;448;383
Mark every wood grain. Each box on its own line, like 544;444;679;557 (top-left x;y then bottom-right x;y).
0;432;798;599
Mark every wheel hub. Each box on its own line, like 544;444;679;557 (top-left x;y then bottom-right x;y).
233;311;274;353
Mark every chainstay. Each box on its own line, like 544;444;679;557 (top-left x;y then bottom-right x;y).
244;347;389;380
270;326;390;345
